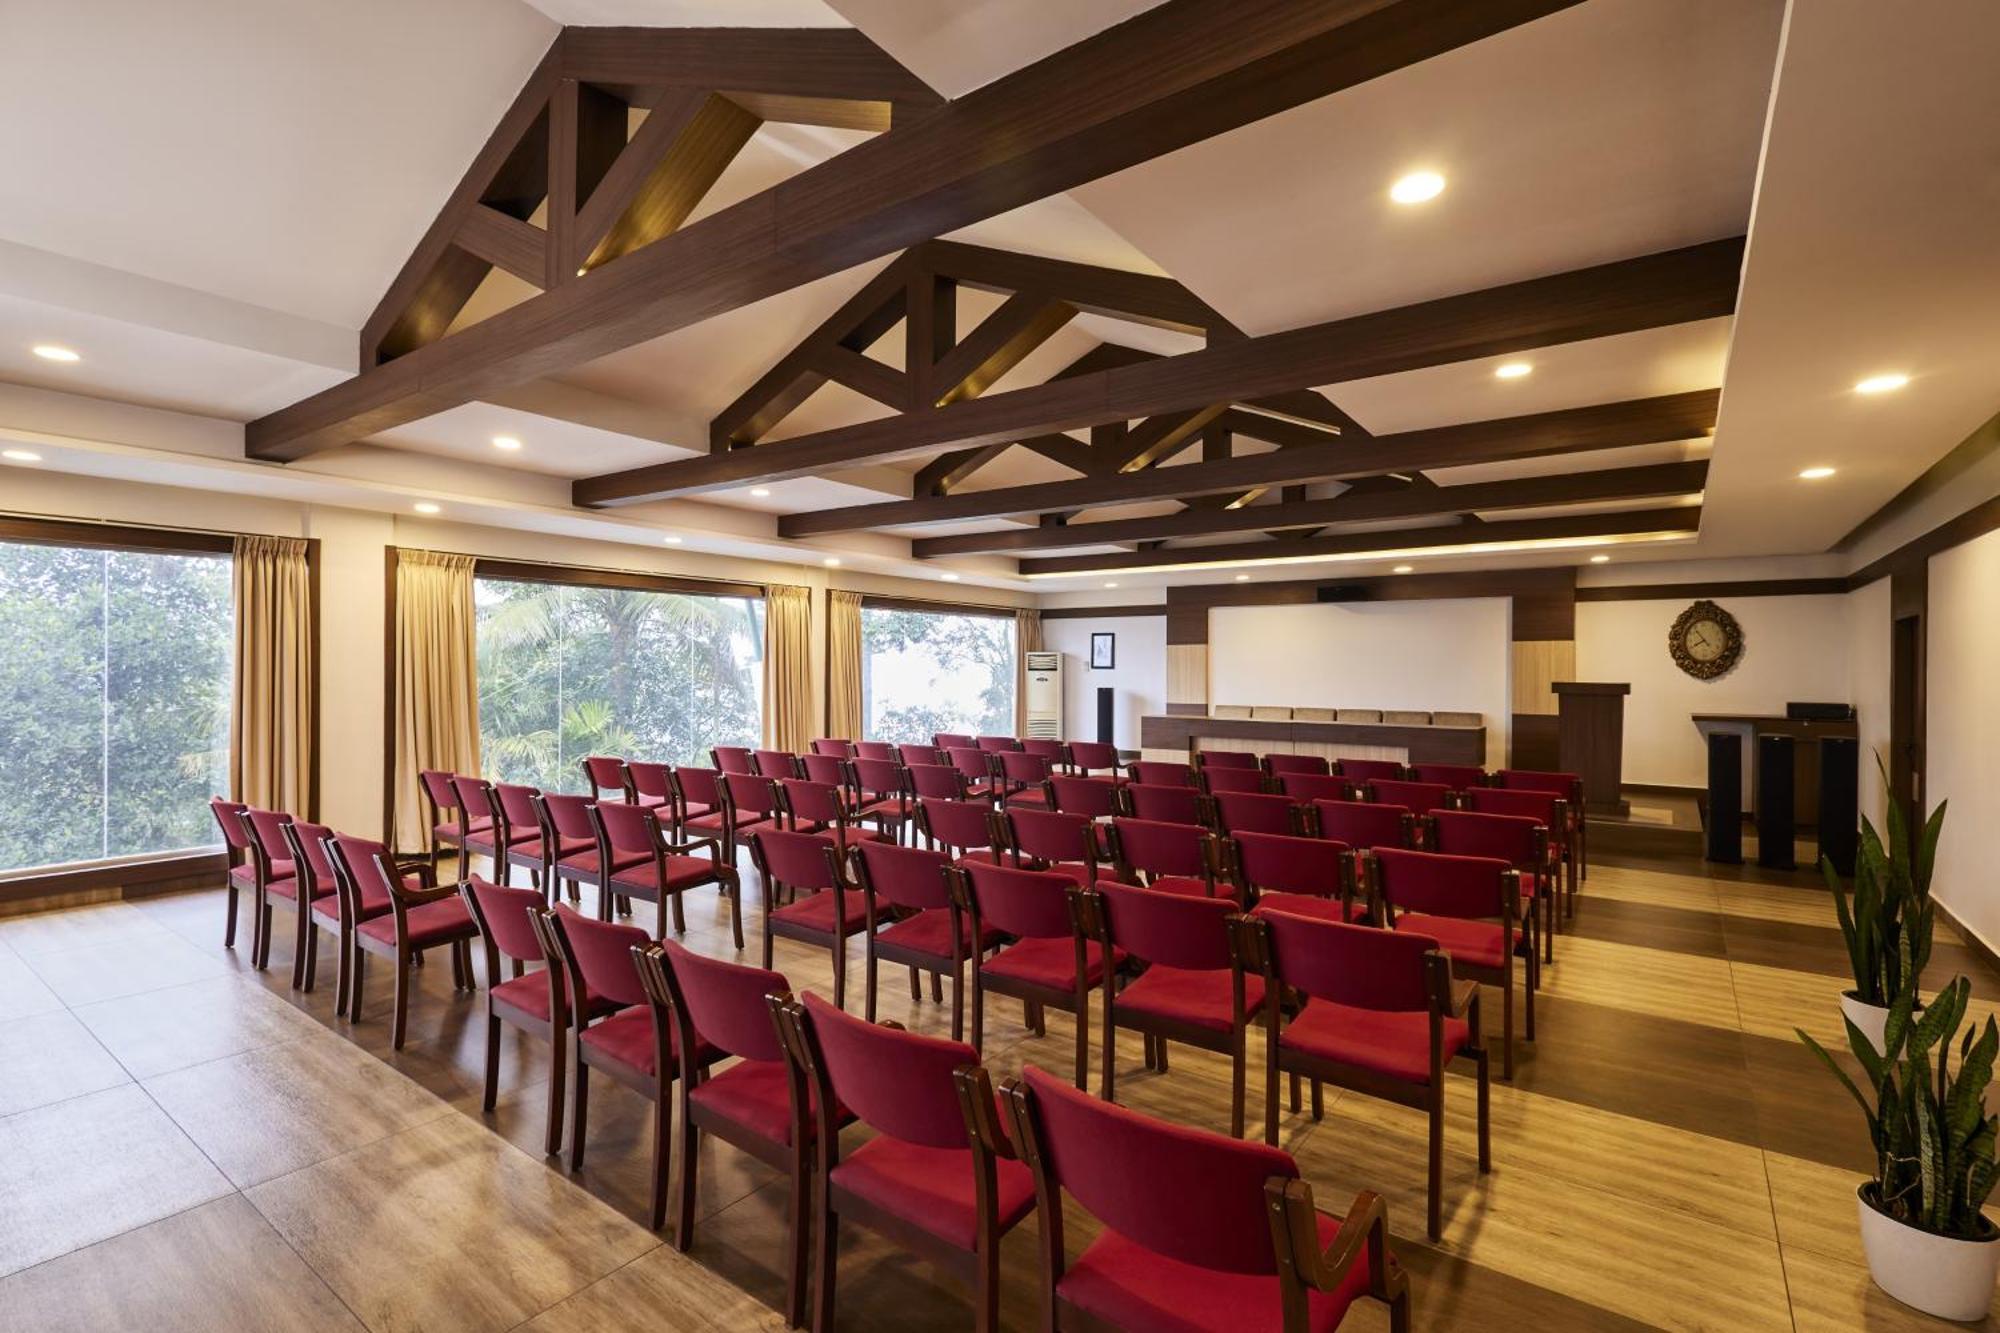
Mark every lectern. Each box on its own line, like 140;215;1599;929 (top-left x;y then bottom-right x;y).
1552;681;1631;814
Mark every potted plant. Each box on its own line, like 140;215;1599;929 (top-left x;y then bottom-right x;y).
1802;973;2000;1320
1828;778;1945;1054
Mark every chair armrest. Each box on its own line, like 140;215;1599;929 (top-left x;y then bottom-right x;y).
661;834;724;860
395;882;459;908
953;1065;1017;1160
391;857;435;884
1266;1179;1406;1306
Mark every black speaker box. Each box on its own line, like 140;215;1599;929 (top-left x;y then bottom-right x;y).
1096;687;1114;747
1818;735;1860;877
1706;732;1743;864
1756;734;1796;870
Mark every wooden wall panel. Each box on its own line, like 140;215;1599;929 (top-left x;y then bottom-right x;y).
1512;639;1576;716
1166;643;1208;711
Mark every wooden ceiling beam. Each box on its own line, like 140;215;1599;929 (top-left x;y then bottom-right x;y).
913;444;1011;497
250;0;1583;461
912;459;1709;556
1107;404;1230;472
919;239;1221;334
929;293;1078;407
775;390;1718;536
453;206;547;288
573;91;759;273
811;344;908;411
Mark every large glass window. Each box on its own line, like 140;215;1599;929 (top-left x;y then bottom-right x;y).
860;606;1016;745
475;576;765;789
0;540;233;874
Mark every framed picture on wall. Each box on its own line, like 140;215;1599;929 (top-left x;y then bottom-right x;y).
1090;632;1116;669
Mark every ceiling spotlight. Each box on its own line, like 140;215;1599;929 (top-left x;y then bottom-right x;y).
662;535;682;544
1389;171;1445;205
2;448;42;462
1235;574;1251;581
412;502;441;515
491;435;522;451
1494;362;1533;380
1854;373;1909;395
940;572;960;582
822;556;841;567
1392;565;1414;574
1589;554;1611;564
750;487;772;498
1798;466;1837;480
31;344;79;363
1103;582;1119;589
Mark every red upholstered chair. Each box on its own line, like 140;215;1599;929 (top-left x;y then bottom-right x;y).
1047;773;1119;820
628;761;673;813
1127;759;1193;787
647;941;835;1315
1002;1063;1410;1332
1122;782;1212;829
812;738;856;758
1433;808;1555;965
848;756;911;840
997;750;1054;807
672;766;757;863
1336;758;1406;783
850;838;995;1035
1225;830;1366;924
712;745;756;774
934;732;976;752
1411;763;1486;793
1023;737;1068;765
1365;779;1451;818
917;796;1004;868
1232;910;1489;1241
778;992;1032;1333
898;743;945;769
947;746;1004;803
1309;799;1416;853
977;734;1023;753
1197;749;1260;770
908;761;970;803
487;782;554;892
451;775;505;880
1105;817;1221;898
1079;881;1266;1132
579;755;630;803
1367;847;1529;1079
951;860;1120;1076
591;799;740;946
1465;784;1577;915
298;825;395;1015
799;752;847;787
854;740;896;762
755;748;804;780
1263;753;1331;780
721;772;787;863
326;834;476;1048
209;798;257;950
460;876;567;1153
240;808;301;974
1200;765;1269;795
1000;806;1109;887
1278;771;1354;804
417;768;473;873
1067;740;1123;781
535;792;647;911
752;827;867;1007
1213;790;1300;837
277;818;343;992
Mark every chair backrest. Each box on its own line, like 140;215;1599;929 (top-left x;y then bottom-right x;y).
243;807;294;867
209;798;253;850
1047;774;1118;819
724;772;781;818
451;775;494;825
659;938;787;1062
1200;765;1267;794
1494;768;1582;800
1010;1064;1296;1275
1230;830;1350;899
897;743;945;768
908;763;968;800
1277;771;1351;803
957;860;1077;939
1366;778;1451;815
1196;749;1259;770
580;755;628;797
918;797;997;855
494;781;542;831
798;991;977;1148
946;746;993;782
1109;817;1210;883
976;734;1022;753
1432;808;1542;867
1022;737;1067;763
1126;783;1207;828
778;777;846;826
1127;760;1192;787
418;769;460;813
998;750;1052;786
800;752;847;787
1258;910;1434;1013
628;761;671;802
1004;807;1096;868
1067;740;1119;774
753;748;802;779
811;738;856;758
1372;846;1511;922
464;876;546;962
592;799;660;860
1311;798;1412;850
850;756;906;795
855;740;897;762
279;818;337;889
1412;763;1487;792
712;745;755;774
1464;786;1563;827
1212;790;1295;836
750;827;842;892
547;904;649;1009
537;791;597;843
1262;753;1330;778
850;838;952;912
1093;880;1233;971
673;765;723;807
1337;758;1405;782
933;733;975;751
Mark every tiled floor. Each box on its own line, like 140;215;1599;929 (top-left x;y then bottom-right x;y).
0;851;1991;1331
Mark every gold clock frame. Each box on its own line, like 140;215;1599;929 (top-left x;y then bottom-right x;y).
1668;599;1743;680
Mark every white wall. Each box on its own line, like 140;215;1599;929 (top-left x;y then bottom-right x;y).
1846;577;1893;820
1208;600;1512;761
1042;614;1166;750
1926;528;2000;953
1575;594;1852;788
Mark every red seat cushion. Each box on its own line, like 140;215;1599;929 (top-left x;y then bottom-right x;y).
1251;893;1369;925
688;1058;851;1148
310;873;418;922
1144;875;1220;899
981;938;1123;992
434;817;492;842
636;793;671;812
557;845;650;876
578;1006;714;1078
1395;914;1508;969
511;834;591;864
875;907;1003;962
1280;998;1466;1086
1116;965;1266;1034
357;896;476;949
259;873;303;900
491;972;555;1022
610;854;724;893
832;1136;1036;1251
770;889;869;938
686;810;763;834
1058;1209;1373;1333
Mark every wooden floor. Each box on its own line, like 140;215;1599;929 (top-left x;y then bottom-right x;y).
2;849;1996;1331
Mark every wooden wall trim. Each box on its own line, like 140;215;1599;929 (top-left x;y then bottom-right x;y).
856;592;1016;619
1039;604;1168;620
0;513;236;555
0;851;228;911
1575;578;1850;602
1839;407;2000;554
1847;492;2000;590
472;555;764;601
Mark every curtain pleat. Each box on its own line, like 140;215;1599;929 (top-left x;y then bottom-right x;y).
230;535;315;816
1015;608;1044;734
392;550;481;855
826;589;864;742
764;584;814;753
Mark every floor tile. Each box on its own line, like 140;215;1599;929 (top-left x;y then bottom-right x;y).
0;901;177;959
0;952;64;1022
23;931;234;1007
0;1008;130;1116
71;973;325;1080
518;1238;787;1332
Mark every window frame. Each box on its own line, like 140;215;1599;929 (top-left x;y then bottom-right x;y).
852;593;1021;746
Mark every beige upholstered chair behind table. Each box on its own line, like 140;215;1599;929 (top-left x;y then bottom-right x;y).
1336;709;1382;723
1249;706;1293;721
1292;707;1336;722
1211;704;1254;719
1432;711;1484;728
1382;709;1431;725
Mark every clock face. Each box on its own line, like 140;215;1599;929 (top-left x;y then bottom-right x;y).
1683;619;1727;662
1668;600;1743;680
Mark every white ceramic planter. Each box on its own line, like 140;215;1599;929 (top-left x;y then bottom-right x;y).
1841;990;1894;1056
1857;1185;2000;1322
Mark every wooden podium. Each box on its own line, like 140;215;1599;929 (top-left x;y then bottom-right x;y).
1553;681;1631;814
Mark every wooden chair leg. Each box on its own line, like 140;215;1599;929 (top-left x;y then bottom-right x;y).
1073;993;1089;1091
544;1026;567;1158
567;1049;590;1171
482;1012;501;1112
907;964;921;1002
1230;1029;1246;1138
1426;1084;1444;1241
786;1143;811;1329
675;1089;699;1247
649;1083;673;1232
971;975;985;1054
831;936;846;1010
1476;1046;1492;1171
223;880;239;948
811;1170;837;1333
951;962;965;1043
671;891;687;936
929;970;943;1002
1310;1076;1322;1121
974;1235;1000;1333
391;946;412;1050
1502;983;1516;1081
728;885;744;952
347;941;366;1020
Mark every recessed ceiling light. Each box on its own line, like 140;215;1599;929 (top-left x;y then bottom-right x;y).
2;448;42;462
662;535;682;544
31;344;79;363
491;435;522;451
940;572;960;582
1103;582;1119;589
412;502;441;515
1589;554;1611;564
1388;171;1445;205
1494;362;1533;380
750;487;771;498
1854;373;1909;395
822;556;841;567
1234;574;1251;581
1392;565;1415;574
1798;466;1837;480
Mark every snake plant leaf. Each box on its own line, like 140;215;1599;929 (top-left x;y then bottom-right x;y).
1916;1056;1944;1229
1885;983;1917;1062
1916;799;1947;897
1849;1013;1889;1087
1799;1026;1880;1130
1949;1017;1998;1143
1910;977;1965;1057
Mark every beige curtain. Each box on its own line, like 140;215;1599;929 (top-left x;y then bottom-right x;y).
826;589;865;742
392;550;482;855
1014;608;1044;734
230;535;315;815
764;584;814;753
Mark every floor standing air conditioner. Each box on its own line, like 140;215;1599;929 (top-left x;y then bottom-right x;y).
1024;651;1063;738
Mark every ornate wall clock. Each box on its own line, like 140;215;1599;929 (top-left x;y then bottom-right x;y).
1668;599;1744;680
